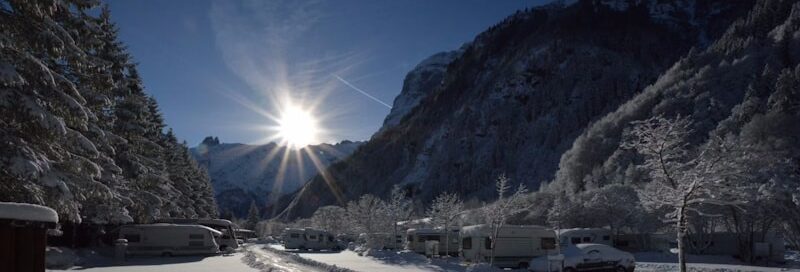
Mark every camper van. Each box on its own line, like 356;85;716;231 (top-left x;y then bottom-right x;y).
282;228;341;251
558;228;613;247
405;228;460;256
460;224;558;268
157;218;239;251
119;224;221;256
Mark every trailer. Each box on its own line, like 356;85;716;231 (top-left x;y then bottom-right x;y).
157;218;239;251
282;228;340;251
460;224;557;268
119;224;221;256
405;228;460;256
557;228;613;247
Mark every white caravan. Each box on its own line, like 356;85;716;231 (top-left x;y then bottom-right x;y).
405;228;460;256
461;224;558;268
558;228;613;247
157;218;240;251
282;228;341;251
119;224;221;256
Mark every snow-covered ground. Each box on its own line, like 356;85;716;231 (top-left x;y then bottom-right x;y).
46;251;260;272
45;243;800;272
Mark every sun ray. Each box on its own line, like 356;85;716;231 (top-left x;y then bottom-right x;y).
302;147;345;206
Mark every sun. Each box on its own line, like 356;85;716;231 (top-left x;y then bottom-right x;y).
277;105;318;148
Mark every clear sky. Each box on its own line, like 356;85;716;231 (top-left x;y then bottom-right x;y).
106;0;548;146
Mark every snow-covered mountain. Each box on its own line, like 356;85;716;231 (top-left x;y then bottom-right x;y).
191;137;361;217
275;0;757;219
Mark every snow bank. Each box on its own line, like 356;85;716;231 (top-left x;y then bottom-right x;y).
45;247;80;269
465;263;506;272
0;202;58;223
245;245;354;272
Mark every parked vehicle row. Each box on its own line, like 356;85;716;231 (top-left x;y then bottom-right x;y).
277;224;636;271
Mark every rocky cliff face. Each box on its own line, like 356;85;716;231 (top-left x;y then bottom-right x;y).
275;0;757;219
191;138;361;217
379;50;463;132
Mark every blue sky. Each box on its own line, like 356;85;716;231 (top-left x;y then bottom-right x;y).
107;0;547;146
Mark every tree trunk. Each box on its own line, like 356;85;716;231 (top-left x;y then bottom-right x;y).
677;207;688;272
444;222;449;257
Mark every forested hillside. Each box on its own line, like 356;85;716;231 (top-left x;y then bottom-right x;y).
0;0;217;223
277;0;755;218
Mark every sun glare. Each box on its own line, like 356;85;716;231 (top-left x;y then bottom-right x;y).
277;105;318;148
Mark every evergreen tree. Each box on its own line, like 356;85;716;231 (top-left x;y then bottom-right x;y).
246;201;260;230
0;0;217;223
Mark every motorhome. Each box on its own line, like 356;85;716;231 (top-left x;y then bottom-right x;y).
282;228;340;251
460;224;558;268
157;218;239;251
405;228;460;256
557;228;613;247
119;224;221;256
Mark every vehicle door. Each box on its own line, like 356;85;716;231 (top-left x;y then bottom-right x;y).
576;248;607;271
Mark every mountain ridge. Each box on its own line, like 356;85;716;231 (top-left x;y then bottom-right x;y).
275;0;757;219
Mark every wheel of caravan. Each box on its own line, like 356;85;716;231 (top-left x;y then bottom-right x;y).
518;261;529;269
299;246;306;251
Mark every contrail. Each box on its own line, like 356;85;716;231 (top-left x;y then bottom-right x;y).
333;74;392;109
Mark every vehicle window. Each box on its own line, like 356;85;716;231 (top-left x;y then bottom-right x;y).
603;235;610;241
615;240;630;247
571;237;581;244
462;237;472;249
541;237;556;250
290;233;300;238
189;234;204;239
484;237;492;250
583;237;591;242
124;234;140;243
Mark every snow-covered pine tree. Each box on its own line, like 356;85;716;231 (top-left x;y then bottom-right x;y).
0;0;119;222
1;1;217;224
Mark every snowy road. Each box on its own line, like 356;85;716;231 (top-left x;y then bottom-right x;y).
267;244;469;272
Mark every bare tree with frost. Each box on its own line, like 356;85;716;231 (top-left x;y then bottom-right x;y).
311;205;348;235
427;192;463;256
623;115;761;272
383;185;411;249
346;194;386;235
483;174;529;265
